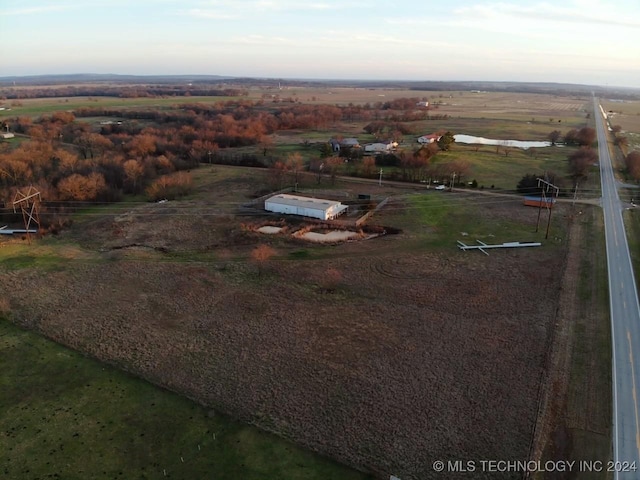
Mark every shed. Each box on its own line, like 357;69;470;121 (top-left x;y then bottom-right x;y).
329;137;360;152
265;194;348;220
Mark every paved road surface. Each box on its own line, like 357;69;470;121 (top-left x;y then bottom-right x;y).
595;96;640;478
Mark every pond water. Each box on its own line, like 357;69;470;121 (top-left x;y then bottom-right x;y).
299;230;360;243
257;226;283;234
454;134;553;149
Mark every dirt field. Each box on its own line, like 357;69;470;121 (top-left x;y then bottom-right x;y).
0;177;572;479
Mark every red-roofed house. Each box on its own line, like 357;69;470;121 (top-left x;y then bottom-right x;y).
417;133;441;144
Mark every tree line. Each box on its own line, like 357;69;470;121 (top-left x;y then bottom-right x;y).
0;97;440;222
0;85;246;100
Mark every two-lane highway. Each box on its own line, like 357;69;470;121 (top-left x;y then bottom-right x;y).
595;96;640;478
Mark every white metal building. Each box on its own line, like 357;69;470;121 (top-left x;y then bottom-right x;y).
265;194;348;220
363;140;398;154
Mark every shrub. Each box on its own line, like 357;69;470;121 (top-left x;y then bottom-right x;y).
145;171;193;201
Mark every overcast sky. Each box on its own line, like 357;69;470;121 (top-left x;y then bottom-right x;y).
1;0;639;87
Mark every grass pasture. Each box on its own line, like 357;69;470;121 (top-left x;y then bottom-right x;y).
600;98;640;138
429;144;571;190
0;164;573;479
0;318;369;480
0;95;243;118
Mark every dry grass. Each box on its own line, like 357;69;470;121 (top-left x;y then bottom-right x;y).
0;296;9;314
0;182;569;480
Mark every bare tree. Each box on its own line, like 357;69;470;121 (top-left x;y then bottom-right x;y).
251;244;276;275
361;157;375;177
319;267;342;293
548;130;562;146
326;156;344;185
626;151;640;181
268;160;288;190
568;147;597;184
286;152;304;188
123;159;145;193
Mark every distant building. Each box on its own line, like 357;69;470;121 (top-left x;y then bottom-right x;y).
417;133;441;144
0;133;15;139
363;140;398;154
416;101;429;107
329;137;360;152
265;194;348;220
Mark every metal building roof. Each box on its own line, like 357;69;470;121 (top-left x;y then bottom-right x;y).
265;194;342;211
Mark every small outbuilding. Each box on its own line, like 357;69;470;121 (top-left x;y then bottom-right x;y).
329;137;360;153
265;194;348;220
524;196;556;208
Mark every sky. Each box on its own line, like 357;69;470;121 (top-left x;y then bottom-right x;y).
1;0;639;87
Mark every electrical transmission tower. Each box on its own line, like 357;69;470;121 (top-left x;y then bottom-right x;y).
13;186;41;244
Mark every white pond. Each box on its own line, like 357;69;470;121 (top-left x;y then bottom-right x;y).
454;134;553;149
257;226;283;234
299;230;360;243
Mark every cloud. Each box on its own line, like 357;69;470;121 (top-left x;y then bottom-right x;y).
249;0;334;10
185;8;237;19
453;1;640;29
228;34;298;46
0;5;69;16
190;0;359;15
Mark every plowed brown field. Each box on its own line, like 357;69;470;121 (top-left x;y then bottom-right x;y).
1;190;569;479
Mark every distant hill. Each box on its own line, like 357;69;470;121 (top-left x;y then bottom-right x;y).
0;74;638;99
0;73;236;86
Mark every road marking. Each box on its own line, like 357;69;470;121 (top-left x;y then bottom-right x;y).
627;330;640;462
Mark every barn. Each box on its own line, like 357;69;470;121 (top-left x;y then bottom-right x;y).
265;194;348;220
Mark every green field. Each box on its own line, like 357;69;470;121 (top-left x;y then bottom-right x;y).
0;95;242;117
0;317;371;480
398;192;555;247
429;145;571;190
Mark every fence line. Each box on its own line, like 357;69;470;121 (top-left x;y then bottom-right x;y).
355;197;389;227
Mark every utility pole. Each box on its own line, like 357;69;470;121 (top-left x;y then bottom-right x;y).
572;182;579;207
535;178;560;239
450;172;456;191
535;184;546;233
379;168;383;186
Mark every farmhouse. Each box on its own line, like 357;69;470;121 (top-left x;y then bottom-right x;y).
265;194;348;220
416;101;429;107
417;133;441;144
